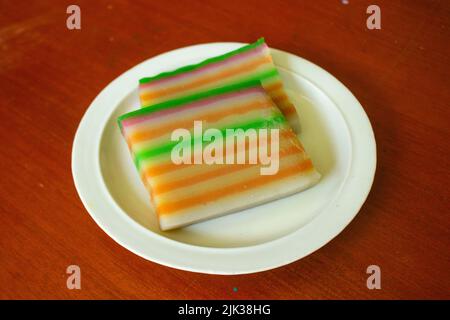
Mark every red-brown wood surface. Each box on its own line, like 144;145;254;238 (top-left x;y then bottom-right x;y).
0;0;449;299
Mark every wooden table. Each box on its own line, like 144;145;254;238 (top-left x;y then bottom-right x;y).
1;0;449;299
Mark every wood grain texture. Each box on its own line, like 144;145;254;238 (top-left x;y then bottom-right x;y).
0;0;449;299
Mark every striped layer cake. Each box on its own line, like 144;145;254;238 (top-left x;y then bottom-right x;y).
119;81;320;230
139;38;301;133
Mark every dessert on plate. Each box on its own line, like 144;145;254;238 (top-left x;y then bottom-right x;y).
119;80;320;230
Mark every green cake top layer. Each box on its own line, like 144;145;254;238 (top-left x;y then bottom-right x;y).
139;38;266;84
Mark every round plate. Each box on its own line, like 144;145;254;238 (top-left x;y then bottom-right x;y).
72;42;376;274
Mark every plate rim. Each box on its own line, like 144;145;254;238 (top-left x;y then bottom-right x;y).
72;42;376;274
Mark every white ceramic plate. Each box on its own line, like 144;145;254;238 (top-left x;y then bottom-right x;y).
72;42;376;274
